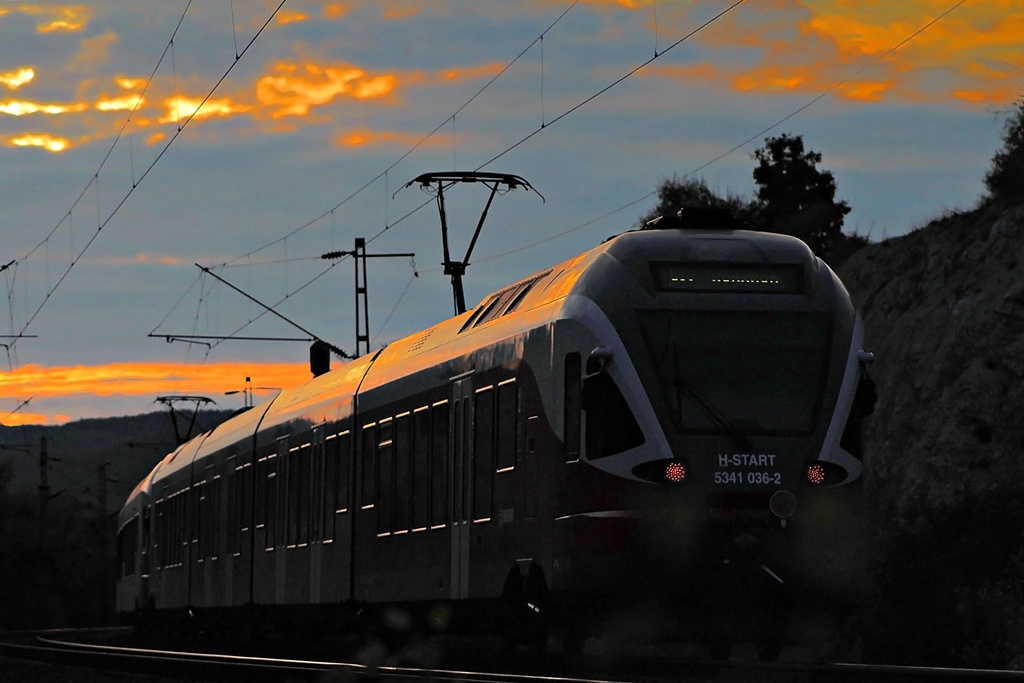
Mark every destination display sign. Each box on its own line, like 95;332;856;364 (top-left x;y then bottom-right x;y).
652;263;803;293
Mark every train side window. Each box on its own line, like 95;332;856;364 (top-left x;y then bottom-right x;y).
256;458;267;529
238;462;251;553
153;500;162;570
288;441;312;547
474;387;495;522
377;419;394;536
173;492;182;566
394;413;411;534
430;401;449;529
287;445;299;546
210;475;221;560
360;423;376;508
336;431;351;513
323;434;338;542
496;379;517;471
412;408;430;531
266;457;278;550
226;460;237;555
564;352;582;462
192;483;202;558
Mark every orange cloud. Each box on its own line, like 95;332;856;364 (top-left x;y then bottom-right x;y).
335;128;452;149
276;9;308;25
383;5;419;20
0;100;89;116
116;77;146;90
91;253;183;267
1;362;310;402
16;4;91;33
159;95;253;124
256;62;397;118
0;67;35;89
323;3;353;20
8;134;70;152
2;412;71;427
96;94;143;112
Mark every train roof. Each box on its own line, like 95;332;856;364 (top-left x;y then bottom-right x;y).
130;226;825;497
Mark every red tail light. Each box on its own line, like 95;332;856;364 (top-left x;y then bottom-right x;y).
807;464;827;485
665;461;687;483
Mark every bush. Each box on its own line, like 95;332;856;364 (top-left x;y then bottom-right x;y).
985;99;1024;206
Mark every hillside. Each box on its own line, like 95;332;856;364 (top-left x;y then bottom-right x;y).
839;200;1024;666
0;409;234;512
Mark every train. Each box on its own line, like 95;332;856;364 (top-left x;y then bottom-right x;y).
115;210;875;656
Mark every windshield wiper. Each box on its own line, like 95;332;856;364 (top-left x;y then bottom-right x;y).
673;345;752;451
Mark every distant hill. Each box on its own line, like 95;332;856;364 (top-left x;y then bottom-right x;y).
0;409;235;513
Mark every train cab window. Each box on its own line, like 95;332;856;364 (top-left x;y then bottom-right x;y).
430;401;449;529
412;408;430;531
377;419;394;536
361;424;377;509
564;353;582;462
497;379;518;471
474;387;495;522
583;371;645;459
394;414;412;534
637;311;832;436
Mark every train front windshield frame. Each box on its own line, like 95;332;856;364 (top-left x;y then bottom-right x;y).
637;310;833;437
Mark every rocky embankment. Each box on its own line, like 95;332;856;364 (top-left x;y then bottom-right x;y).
838;200;1024;666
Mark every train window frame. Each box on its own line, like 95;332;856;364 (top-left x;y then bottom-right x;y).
231;461;250;557
210;474;221;562
265;454;278;552
323;432;339;543
336;431;352;514
394;412;412;535
226;458;237;556
430;400;450;530
496;379;518;472
411;407;431;532
376;418;394;537
360;423;377;510
473;386;495;524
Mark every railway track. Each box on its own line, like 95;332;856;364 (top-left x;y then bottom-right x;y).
5;628;1024;682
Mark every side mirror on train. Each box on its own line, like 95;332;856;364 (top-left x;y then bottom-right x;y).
583;346;614;379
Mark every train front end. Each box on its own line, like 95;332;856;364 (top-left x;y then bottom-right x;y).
560;221;873;648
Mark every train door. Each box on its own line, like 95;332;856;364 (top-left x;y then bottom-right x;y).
450;374;474;600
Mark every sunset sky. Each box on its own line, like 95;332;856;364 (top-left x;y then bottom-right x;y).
1;0;1021;426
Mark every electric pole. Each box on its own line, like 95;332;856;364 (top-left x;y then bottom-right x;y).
322;238;416;358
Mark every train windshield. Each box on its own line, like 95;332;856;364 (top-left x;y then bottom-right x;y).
637;310;832;436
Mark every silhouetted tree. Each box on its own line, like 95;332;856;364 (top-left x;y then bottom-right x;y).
638;176;756;227
984;98;1024;206
752;133;851;261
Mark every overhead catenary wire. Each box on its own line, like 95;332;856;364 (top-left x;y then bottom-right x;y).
218;0;582;269
465;0;971;268
3;0;288;356
169;0;966;357
169;0;753;347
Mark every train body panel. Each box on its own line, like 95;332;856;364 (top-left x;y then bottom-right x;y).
116;225;874;644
